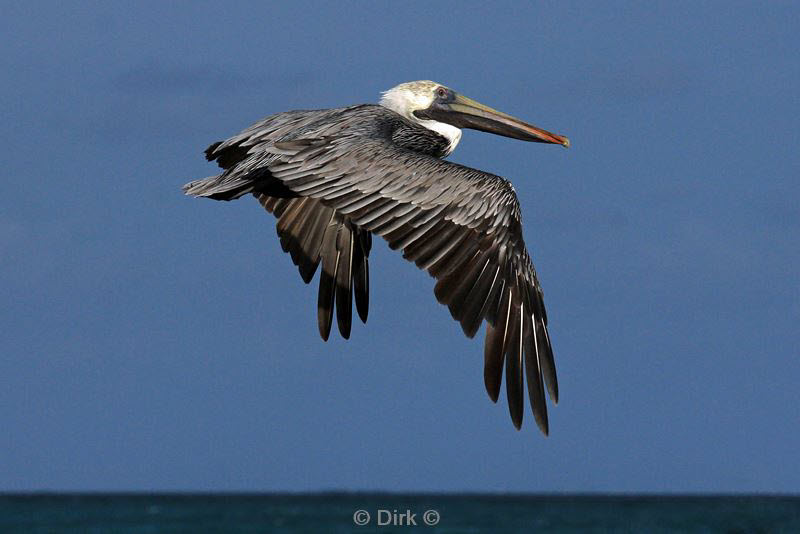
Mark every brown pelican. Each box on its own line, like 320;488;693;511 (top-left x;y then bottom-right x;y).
184;81;569;435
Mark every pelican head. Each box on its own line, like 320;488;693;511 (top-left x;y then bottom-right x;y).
380;80;570;156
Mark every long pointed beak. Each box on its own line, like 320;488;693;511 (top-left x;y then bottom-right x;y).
418;93;570;147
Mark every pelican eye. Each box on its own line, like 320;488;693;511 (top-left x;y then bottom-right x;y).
435;87;447;98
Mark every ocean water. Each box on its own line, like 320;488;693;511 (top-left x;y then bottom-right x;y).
1;493;798;533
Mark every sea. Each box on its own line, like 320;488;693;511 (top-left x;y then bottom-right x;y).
1;493;798;533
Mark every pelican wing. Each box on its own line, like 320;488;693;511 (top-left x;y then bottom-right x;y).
185;108;374;341
253;196;371;341
262;136;558;434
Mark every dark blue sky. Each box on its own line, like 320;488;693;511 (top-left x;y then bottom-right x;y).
2;2;798;493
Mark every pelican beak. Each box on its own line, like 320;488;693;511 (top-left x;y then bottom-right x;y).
417;92;570;147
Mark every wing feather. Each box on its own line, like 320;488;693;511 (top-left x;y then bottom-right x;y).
335;224;354;339
353;232;370;323
505;301;524;430
317;221;339;341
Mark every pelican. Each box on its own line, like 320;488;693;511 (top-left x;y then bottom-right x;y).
183;81;569;435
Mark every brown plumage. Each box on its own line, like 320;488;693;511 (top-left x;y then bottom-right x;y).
183;81;569;435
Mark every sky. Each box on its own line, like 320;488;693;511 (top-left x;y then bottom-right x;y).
1;1;798;494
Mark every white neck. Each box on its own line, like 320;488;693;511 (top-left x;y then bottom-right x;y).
416;119;462;156
379;85;462;156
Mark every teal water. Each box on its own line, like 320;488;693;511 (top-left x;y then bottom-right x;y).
1;494;798;533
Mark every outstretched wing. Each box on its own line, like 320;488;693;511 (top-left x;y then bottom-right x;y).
260;135;558;434
185;108;374;342
254;195;371;341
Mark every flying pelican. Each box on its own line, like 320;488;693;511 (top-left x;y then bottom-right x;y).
183;81;569;435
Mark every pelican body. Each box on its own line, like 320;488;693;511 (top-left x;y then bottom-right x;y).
184;81;569;435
